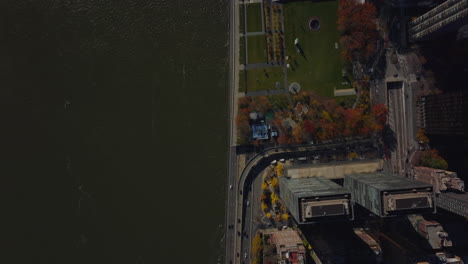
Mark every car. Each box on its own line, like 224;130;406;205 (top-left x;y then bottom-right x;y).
271;160;277;165
246;200;250;206
279;159;285;162
229;184;233;190
244;253;247;259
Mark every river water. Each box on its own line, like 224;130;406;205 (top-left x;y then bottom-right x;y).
2;1;229;263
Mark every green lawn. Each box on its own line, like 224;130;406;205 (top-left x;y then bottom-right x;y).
240;36;246;65
239;70;246;93
247;35;267;64
246;3;263;32
240;4;245;33
245;67;283;92
283;1;348;97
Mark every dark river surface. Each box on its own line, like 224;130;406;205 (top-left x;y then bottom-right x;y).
2;1;229;263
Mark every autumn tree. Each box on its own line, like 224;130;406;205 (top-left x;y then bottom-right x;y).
303;119;316;134
372;104;388;127
348;152;358;160
277;134;291;145
249;96;272;113
338;0;378;63
252;233;263;259
271;177;279;190
292;123;304;144
236;112;251;144
275;162;284;177
420;149;448;170
416;128;429;145
271;192;279;204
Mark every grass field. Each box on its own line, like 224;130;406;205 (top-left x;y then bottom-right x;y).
247;35;267;64
240;36;245;65
240;4;245;33
239;70;246;93
283;1;348;97
245;67;283;92
246;3;263;32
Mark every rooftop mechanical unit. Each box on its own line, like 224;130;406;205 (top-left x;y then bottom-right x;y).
279;177;353;224
344;172;435;217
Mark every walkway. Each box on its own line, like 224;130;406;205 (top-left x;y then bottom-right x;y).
246;89;288;96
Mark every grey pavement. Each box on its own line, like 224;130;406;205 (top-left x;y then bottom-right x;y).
243;32;265;36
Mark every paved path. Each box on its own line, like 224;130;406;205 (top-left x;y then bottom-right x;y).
277;3;291;102
246;89;288;96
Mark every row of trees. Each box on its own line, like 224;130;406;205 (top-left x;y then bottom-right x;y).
252;233;263;264
236;91;388;145
338;0;379;63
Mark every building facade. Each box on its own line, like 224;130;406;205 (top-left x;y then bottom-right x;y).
420;91;466;136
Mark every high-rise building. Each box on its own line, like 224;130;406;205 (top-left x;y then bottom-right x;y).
420;91;466;136
408;0;468;42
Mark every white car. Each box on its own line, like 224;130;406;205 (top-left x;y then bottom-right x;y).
229;185;233;190
244;253;247;259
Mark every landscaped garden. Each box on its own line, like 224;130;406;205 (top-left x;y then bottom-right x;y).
236;91;388;145
283;0;348;97
246;3;263;32
247;35;268;64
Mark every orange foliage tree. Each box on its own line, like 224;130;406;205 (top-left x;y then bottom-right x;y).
338;0;378;63
420;149;448;170
292;123;304;144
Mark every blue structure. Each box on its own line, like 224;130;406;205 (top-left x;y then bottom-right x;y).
252;122;269;140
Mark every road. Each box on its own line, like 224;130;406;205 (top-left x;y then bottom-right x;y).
385;51;417;177
224;0;240;262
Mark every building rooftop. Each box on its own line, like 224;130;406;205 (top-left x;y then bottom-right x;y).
264;229;306;264
347;172;433;191
285;159;383;179
279;176;349;198
251;122;269;139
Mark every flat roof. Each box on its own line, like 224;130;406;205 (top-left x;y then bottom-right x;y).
279;177;350;198
285;159;383;179
252;123;269;139
346;172;432;191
